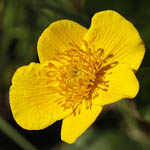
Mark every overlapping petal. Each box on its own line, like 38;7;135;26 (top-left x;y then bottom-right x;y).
84;10;145;71
93;64;139;106
37;20;87;63
61;101;102;144
10;62;72;130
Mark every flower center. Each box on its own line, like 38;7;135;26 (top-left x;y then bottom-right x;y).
47;41;117;114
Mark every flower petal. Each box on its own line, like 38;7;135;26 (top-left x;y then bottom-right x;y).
9;62;72;130
93;64;139;106
37;20;87;63
84;10;145;71
61;102;102;144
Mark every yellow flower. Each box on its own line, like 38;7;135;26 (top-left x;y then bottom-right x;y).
9;10;145;144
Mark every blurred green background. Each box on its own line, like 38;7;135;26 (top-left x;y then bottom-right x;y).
0;0;150;150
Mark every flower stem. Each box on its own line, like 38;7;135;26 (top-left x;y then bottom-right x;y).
0;115;38;150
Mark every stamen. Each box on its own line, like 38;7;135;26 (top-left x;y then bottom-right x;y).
46;41;118;115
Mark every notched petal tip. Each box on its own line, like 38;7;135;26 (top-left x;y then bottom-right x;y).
85;10;145;71
91;10;124;25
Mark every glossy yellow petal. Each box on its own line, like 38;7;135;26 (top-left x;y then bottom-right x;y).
61;101;102;144
84;10;145;71
37;20;87;63
93;64;139;106
9;62;72;130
